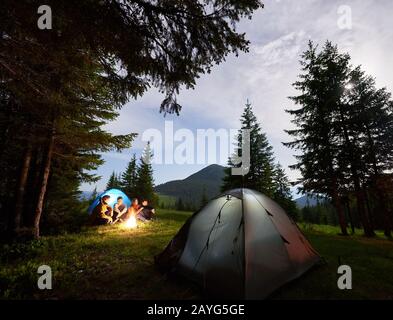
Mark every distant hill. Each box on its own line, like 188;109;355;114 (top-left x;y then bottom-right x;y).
295;194;327;208
155;164;226;207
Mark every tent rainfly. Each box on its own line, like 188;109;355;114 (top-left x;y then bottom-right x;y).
155;188;321;299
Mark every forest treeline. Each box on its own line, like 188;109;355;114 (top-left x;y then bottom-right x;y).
223;42;393;237
103;143;157;205
285;42;393;237
1;1;392;241
0;0;263;240
222;102;298;219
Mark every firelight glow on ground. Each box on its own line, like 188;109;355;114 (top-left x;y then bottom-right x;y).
124;215;138;229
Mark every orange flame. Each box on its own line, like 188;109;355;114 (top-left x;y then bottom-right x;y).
124;215;137;229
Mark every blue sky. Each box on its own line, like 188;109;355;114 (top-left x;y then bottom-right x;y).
80;0;393;192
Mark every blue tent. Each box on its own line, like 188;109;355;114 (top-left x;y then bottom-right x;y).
87;188;132;215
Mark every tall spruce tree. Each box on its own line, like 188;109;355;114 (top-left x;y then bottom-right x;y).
106;171;121;190
344;67;393;237
285;41;393;237
89;187;98;203
222;102;276;197
1;0;263;114
121;154;138;198
136;143;156;204
273;163;298;220
1;48;135;239
285;41;349;235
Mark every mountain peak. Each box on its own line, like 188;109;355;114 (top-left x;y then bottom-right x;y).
185;164;225;181
155;164;226;206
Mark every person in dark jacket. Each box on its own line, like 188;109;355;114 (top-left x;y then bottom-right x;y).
137;199;155;221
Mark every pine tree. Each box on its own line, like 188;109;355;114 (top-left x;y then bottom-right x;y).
301;206;313;224
121;154;138;198
285;41;349;235
344;67;393;237
89;187;98;202
273;163;298;220
176;198;185;211
222;101;276;197
0;49;136;239
2;1;263;115
285;41;393;236
136;143;156;204
106;171;121;190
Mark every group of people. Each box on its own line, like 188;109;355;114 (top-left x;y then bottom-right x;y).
89;195;155;226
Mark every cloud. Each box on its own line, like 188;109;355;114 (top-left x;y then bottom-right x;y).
253;31;306;67
81;0;393;192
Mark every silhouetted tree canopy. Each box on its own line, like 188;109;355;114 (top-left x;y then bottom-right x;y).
0;0;264;114
0;0;263;239
285;41;393;237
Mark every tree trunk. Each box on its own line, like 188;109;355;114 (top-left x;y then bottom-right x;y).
33;126;55;239
381;201;392;238
374;180;391;237
345;199;355;234
332;190;348;236
374;182;392;238
355;187;374;237
365;124;392;238
382;203;392;238
14;142;33;232
337;110;374;237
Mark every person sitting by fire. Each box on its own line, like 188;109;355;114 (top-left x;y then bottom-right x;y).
112;196;128;223
138;199;155;221
125;198;143;221
89;195;113;225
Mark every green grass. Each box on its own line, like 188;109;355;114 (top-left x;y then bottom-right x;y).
1;210;392;300
272;223;393;299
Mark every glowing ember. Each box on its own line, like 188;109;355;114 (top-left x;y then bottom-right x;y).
124;215;137;229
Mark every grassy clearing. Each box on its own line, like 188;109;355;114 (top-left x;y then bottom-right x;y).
273;223;393;299
1;210;392;300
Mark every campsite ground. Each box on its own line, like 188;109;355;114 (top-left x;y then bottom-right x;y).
1;209;393;300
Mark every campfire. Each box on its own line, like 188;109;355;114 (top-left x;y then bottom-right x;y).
124;215;137;229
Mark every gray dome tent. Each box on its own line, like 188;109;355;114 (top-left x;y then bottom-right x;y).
155;188;321;299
